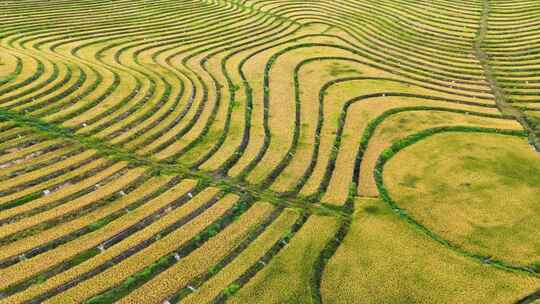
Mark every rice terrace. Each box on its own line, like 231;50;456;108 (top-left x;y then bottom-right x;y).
0;0;539;303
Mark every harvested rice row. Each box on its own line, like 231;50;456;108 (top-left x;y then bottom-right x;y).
0;179;198;297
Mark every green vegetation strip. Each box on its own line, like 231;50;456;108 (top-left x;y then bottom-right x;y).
84;197;253;304
210;212;310;303
311;185;355;304
374;125;539;278
0;108;348;220
164;208;285;303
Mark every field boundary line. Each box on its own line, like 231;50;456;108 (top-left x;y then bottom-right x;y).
0;107;349;220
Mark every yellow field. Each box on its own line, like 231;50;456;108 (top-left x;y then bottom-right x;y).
384;132;540;267
321;198;538;304
0;0;538;303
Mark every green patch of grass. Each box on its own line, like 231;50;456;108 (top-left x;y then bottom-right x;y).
327;63;363;77
223;283;241;296
0;74;16;83
399;174;420;188
460;148;540;188
231;99;241;108
531;261;540;272
70;248;101;267
35;274;47;284
363;205;380;214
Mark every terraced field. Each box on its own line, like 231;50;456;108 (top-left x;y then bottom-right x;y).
0;0;538;303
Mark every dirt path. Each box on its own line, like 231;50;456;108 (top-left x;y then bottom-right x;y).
473;0;540;152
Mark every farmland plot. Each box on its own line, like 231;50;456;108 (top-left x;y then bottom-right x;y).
0;0;538;303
